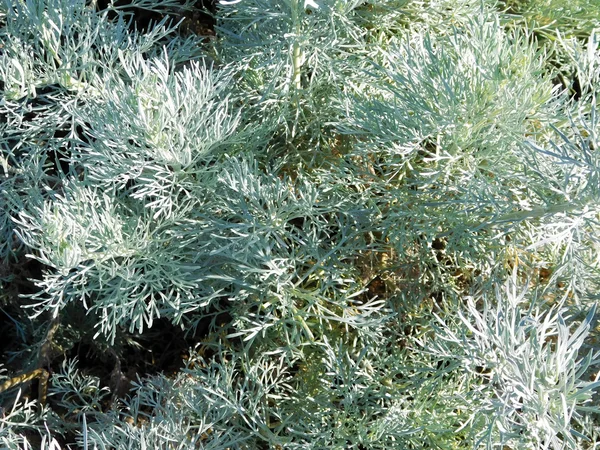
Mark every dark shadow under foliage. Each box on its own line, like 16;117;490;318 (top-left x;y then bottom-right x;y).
95;0;216;35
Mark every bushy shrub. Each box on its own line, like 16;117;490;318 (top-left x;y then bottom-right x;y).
1;0;599;448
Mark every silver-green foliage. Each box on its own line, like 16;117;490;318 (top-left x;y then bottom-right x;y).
424;275;600;448
1;0;599;449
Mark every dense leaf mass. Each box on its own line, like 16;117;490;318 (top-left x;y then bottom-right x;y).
1;0;599;448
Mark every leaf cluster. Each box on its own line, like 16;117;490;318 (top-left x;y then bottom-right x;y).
0;0;599;449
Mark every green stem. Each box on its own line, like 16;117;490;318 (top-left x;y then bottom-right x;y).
493;202;581;223
292;41;303;91
290;0;303;95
